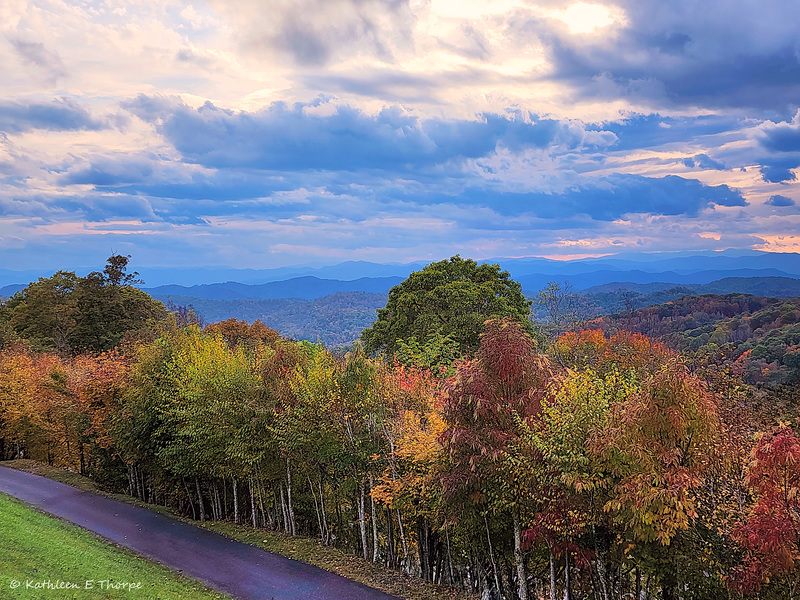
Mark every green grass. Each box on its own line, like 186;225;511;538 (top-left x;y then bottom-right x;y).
0;493;231;600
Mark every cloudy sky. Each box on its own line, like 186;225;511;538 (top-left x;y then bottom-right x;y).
2;0;800;271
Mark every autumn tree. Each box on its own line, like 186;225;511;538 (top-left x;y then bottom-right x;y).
728;426;800;599
590;357;720;600
205;318;280;350
441;318;555;599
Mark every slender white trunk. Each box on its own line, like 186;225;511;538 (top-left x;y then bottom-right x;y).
308;474;324;541
549;544;556;600
250;478;257;528
318;479;329;544
397;509;409;572
195;477;206;523
513;508;529;600
233;478;240;524
359;477;369;560
370;474;379;563
445;524;455;585
286;458;296;535
485;515;501;597
279;482;289;533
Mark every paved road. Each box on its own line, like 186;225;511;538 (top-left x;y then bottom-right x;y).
0;465;400;600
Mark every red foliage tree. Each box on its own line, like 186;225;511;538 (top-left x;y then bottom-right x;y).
440;318;556;599
728;427;800;597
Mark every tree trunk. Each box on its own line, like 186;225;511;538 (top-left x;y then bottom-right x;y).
397;509;409;573
359;477;369;560
418;518;429;581
308;474;324;541
286;458;296;536
318;479;329;545
279;482;289;534
195;477;206;523
549;543;556;600
182;477;196;520
593;522;610;600
385;506;395;567
635;567;641;600
513;508;529;600
564;547;571;600
212;482;220;521
233;478;240;524
445;524;455;586
370;474;379;563
485;515;501;598
250;478;257;528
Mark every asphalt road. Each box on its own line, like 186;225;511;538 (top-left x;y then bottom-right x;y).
0;465;400;600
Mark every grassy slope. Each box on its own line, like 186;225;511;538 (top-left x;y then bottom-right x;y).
0;492;230;600
2;461;475;600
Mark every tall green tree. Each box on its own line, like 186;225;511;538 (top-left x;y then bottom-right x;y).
3;271;80;354
3;255;166;354
361;255;532;358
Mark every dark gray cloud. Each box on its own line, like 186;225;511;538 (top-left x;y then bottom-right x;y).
682;153;725;170
756;114;800;181
766;194;795;207
530;1;800;115
57;149;745;226
124;96;616;172
760;117;800;152
759;156;799;182
602;114;739;151
62;159;155;187
422;174;746;221
0;98;107;134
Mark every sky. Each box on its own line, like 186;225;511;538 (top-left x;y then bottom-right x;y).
2;0;800;271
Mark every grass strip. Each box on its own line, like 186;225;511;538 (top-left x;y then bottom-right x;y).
0;492;231;600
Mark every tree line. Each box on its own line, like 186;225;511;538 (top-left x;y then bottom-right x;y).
0;256;799;599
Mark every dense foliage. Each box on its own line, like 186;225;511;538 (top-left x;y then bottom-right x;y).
0;255;167;355
591;294;800;386
361;256;532;357
2;259;800;600
154;291;387;348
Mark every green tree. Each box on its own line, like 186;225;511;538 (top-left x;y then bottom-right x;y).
3;271;80;354
3;256;167;354
361;256;532;358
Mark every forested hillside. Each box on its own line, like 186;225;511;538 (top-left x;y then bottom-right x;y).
590;294;800;386
153;291;387;347
2;258;800;600
148;275;800;348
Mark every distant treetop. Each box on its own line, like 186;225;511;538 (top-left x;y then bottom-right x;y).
360;255;532;358
0;255;166;355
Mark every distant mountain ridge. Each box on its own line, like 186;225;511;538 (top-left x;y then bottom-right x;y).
3;249;800;289
143;269;800;303
154;276;800;347
582;277;800;298
144;276;403;301
154;291;387;347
